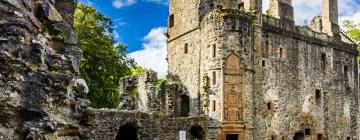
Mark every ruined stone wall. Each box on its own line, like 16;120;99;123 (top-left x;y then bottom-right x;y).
167;30;202;116
0;0;88;139
251;16;359;139
80;109;208;140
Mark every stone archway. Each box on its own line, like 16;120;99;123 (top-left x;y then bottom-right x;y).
190;125;204;139
293;132;305;140
115;123;138;140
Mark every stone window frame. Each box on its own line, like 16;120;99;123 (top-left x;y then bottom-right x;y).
266;40;272;55
261;59;267;67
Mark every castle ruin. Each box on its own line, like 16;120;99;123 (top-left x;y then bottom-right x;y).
0;0;359;140
166;0;359;139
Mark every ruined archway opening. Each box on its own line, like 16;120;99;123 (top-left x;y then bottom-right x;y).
180;94;190;117
115;123;138;140
293;132;305;140
190;125;204;139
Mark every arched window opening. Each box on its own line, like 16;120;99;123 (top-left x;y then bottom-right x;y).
180;94;190;117
115;123;138;140
293;132;305;140
190;125;204;139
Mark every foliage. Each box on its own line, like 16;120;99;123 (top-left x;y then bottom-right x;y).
131;66;147;76
74;4;133;108
156;78;167;91
343;20;360;61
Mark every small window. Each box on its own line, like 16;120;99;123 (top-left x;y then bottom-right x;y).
212;44;216;58
271;135;276;140
347;137;350;140
321;53;327;71
212;100;216;111
317;134;323;140
279;48;284;58
238;2;244;10
343;66;349;80
267;102;273;110
169;14;174;28
305;128;311;135
184;43;189;54
315;89;321;105
212;71;216;85
266;40;272;55
262;60;266;67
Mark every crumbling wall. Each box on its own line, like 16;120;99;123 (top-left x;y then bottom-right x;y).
0;0;88;139
80;109;208;140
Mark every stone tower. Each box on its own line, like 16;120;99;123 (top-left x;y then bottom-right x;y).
167;0;359;139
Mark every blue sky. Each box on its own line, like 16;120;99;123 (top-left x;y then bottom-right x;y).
79;0;169;52
79;0;360;78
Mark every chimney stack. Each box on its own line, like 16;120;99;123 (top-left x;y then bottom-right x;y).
322;0;339;36
269;0;294;22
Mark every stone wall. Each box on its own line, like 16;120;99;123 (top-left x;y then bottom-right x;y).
0;0;88;139
80;109;208;140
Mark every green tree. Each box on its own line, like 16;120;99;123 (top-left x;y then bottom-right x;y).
74;4;133;108
343;20;360;60
131;66;147;76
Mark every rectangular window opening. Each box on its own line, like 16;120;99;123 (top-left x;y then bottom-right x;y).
279;48;284;58
238;2;244;10
316;89;321;105
305;128;311;135
212;44;216;58
212;71;216;85
317;134;323;140
184;43;188;54
262;60;266;67
212;100;216;111
321;53;327;72
169;14;174;28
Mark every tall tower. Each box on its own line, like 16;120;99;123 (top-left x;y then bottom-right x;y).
167;0;260;139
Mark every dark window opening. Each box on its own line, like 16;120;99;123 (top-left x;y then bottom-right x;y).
317;134;323;140
321;53;327;71
212;44;216;58
344;66;349;80
271;135;276;140
212;71;216;85
115;123;138;140
169;14;174;28
267;102;273;110
190;125;204;139
279;48;284;58
184;43;189;54
305;129;311;135
217;5;223;9
293;132;305;140
226;134;238;140
212;100;216;112
180;94;190;117
262;60;266;67
238;2;244;10
347;137;351;140
316;89;321;105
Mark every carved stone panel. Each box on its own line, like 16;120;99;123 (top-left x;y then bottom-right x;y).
223;54;244;122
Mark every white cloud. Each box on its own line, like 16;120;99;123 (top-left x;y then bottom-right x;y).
112;0;168;8
262;0;360;26
128;27;168;78
112;0;136;8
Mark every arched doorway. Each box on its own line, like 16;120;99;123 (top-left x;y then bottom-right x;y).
293;132;305;140
190;125;204;139
180;94;190;117
115;123;138;140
